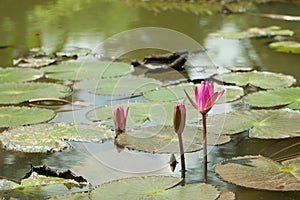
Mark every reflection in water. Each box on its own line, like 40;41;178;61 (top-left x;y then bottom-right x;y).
204;21;261;68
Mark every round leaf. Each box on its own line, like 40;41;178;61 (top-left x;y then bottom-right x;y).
244;87;300;110
209;109;300;139
116;126;230;153
75;77;162;96
14;57;56;68
90;176;220;200
0;123;114;152
269;41;300;54
56;46;91;57
41;61;133;81
214;71;296;89
0;174;87;198
86;102;199;128
0;67;43;83
144;83;243;103
215;155;300;191
210;26;294;39
0;82;71;104
0;107;55;127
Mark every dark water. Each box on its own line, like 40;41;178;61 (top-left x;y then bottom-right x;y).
1;0;300;199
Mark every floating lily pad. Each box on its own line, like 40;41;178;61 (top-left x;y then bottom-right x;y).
244;87;300;110
14;57;57;68
269;41;300;54
0;68;43;83
218;189;235;200
56;46;91;57
0;107;55;127
41;61;133;81
116;126;230;153
49;192;89;200
0;123;114;152
0;167;88;198
144;83;243;103
210;26;294;39
74;77;162;96
86;102;199;128
214;71;296;89
90;176;220;200
215;155;300;191
0;82;71;104
209;109;300;139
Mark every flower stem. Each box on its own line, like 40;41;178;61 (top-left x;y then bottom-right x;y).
201;113;207;183
178;133;186;185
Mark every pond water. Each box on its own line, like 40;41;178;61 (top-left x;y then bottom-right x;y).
1;0;300;199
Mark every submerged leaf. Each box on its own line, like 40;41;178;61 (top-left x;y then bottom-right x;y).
244;87;300;110
209;109;300;139
75;77;162;96
0;123;114;152
269;41;300;54
116;126;230;153
210;26;294;39
215;155;300;191
0;106;55;127
0;67;43;83
90;176;220;200
41;61;133;81
214;71;296;89
0;82;71;104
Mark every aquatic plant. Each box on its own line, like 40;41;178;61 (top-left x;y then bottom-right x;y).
173;102;186;182
113;105;129;135
185;81;224;183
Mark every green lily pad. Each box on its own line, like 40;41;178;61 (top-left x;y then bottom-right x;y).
0;123;114;152
244;87;300;110
210;26;294;39
0;106;55;127
144;83;243;103
49;192;89;200
13;57;57;68
56;46;91;57
0;168;88;198
215;155;300;191
0;68;43;83
269;41;300;54
116;126;230;153
41;61;133;81
0;82;71;104
214;71;296;89
90;176;220;200
209;109;300;139
74;77;162;96
0;175;81;191
86;102;199;128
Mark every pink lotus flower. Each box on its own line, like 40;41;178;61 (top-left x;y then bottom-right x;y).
184;81;224;183
113;106;129;134
173;102;186;135
185;81;224;114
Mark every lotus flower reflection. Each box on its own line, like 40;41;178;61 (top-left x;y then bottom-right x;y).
185;81;224;183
